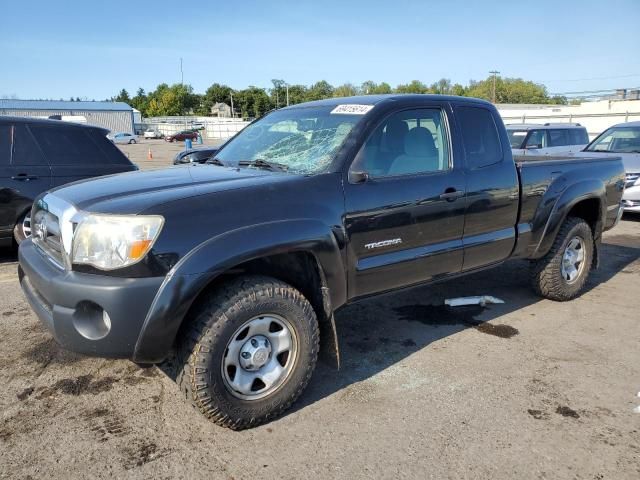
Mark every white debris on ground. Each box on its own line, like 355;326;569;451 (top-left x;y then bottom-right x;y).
445;296;505;307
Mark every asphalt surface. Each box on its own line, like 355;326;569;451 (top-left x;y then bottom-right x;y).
0;161;638;478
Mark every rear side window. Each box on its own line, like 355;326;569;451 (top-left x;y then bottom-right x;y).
13;125;47;166
0;125;11;165
548;129;571;147
29;125;129;166
30;125;104;165
568;128;589;145
85;130;132;165
456;106;502;168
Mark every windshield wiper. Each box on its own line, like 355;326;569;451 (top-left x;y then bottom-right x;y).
205;157;226;166
238;159;289;172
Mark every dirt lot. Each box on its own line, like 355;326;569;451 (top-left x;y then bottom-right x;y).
0;185;639;477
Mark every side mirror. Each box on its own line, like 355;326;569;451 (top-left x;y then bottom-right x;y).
349;170;370;184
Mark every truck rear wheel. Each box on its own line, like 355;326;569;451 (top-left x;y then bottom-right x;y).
530;216;593;301
177;275;319;429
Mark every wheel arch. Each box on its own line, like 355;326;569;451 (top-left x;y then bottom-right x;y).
133;219;346;365
530;179;606;260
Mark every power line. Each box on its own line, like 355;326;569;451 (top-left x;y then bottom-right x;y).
540;73;640;83
551;86;640;96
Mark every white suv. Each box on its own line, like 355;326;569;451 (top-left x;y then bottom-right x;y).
507;123;589;156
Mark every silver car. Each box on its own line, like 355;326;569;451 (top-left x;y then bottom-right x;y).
576;121;640;213
108;132;138;144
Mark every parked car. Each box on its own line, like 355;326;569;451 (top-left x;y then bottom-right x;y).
506;123;589;156
165;130;198;142
173;146;220;164
190;123;205;131
0;117;137;246
18;95;624;430
143;129;163;139
108;132;138;144
571;121;640;213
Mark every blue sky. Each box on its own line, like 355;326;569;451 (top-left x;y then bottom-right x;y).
2;0;639;99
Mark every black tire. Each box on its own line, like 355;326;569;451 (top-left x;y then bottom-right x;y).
530;216;594;301
129;139;136;144
13;212;30;245
176;275;319;430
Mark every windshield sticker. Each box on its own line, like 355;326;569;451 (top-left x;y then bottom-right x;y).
331;104;374;115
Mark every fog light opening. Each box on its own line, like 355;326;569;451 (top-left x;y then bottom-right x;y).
72;301;112;340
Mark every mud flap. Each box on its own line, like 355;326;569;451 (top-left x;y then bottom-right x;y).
318;285;340;369
319;313;340;369
592;233;601;269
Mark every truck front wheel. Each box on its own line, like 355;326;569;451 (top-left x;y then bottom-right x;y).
177;275;319;429
530;216;594;301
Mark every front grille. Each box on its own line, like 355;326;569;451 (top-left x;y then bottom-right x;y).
30;194;78;270
32;208;65;268
625;172;639;189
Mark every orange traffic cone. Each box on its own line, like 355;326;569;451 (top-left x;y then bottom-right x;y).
147;148;153;160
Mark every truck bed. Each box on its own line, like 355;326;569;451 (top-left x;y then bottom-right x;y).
515;153;624;257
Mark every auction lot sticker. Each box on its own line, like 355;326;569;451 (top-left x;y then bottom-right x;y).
331;104;374;115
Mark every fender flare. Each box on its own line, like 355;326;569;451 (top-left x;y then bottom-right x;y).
530;178;606;259
133;219;346;364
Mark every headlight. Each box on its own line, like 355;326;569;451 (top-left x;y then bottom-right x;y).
72;214;164;270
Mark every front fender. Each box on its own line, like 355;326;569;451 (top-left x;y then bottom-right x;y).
530;178;606;259
133;219;346;363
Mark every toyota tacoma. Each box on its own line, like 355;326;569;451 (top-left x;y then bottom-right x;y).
18;95;625;429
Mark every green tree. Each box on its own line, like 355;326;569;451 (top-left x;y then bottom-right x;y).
306;80;334;101
145;83;199;116
285;84;309;106
395;80;430;94
430;78;452;95
130;88;148;115
270;79;286;108
234;86;272;118
451;83;466;96
114;88;131;103
466;76;553;104
199;83;234;115
333;83;359;98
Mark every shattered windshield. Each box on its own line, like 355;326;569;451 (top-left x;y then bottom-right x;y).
215;105;366;174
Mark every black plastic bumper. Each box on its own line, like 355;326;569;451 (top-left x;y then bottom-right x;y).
18;240;164;359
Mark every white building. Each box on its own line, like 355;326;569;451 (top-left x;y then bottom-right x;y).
0;99;135;134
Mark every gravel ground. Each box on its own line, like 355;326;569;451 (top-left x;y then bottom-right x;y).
0;205;638;477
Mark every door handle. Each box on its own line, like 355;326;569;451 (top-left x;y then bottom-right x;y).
439;189;464;201
11;174;38;182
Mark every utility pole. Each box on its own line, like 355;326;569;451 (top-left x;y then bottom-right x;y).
230;92;234;118
489;70;500;103
180;58;184;85
286;83;290;106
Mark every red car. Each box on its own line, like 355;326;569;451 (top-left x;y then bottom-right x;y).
165;130;198;142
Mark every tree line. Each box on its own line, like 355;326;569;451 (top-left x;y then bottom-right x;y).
112;75;568;119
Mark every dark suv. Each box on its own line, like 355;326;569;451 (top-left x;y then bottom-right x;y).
0;117;137;246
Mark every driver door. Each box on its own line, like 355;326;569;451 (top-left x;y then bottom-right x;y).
343;105;466;300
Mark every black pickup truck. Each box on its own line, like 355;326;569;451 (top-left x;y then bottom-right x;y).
18;95;625;429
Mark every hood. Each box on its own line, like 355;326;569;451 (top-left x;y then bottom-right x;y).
49;165;288;214
570;150;640;173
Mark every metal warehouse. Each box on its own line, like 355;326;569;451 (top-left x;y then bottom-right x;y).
0;99;134;134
